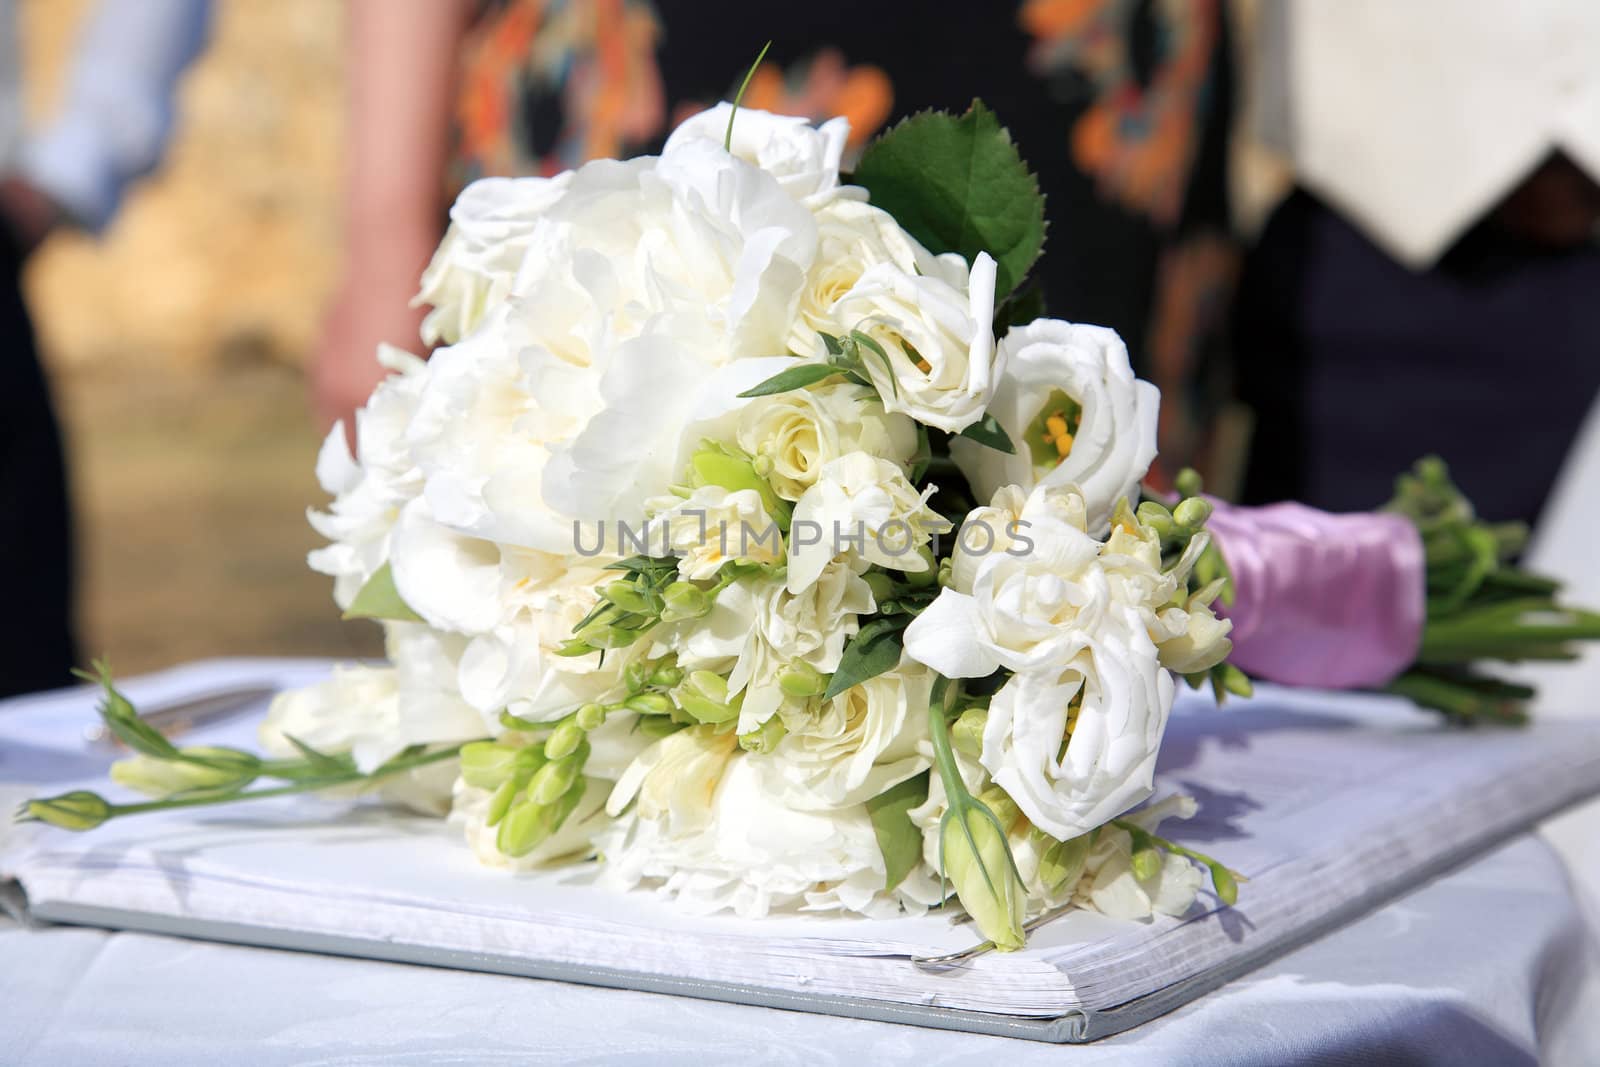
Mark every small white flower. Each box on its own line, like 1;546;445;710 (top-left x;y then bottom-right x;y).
786;452;949;594
1080;796;1204;920
951;318;1158;535
649;485;783;580
830;252;999;433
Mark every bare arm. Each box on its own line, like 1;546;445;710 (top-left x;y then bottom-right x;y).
312;0;472;439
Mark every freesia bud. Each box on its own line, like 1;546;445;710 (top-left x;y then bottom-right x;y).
575;703;607;731
543;720;585;762
603;581;655;615
672;671;742;724
738;714;787;753
624;691;674;716
951;707;988;757
21;790;111;831
1174;468;1204;499
1173;497;1213;530
459;741;522;790
1135;500;1176;541
906;546;939;588
110;747;258;799
776;661;827;699
648;663;684;688
941;800;1026;951
1131;843;1163;881
528;745;587;806
624;661;649;692
659;582;711;622
863;571;897;604
1037;832;1092;895
1210;863;1239;906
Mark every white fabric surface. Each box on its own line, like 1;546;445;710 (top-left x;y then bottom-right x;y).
1257;0;1600;267
3;658;1600;1060
1;0;210;230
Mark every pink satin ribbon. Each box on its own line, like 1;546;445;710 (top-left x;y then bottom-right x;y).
1205;501;1426;689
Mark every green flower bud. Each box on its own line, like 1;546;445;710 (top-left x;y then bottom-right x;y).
485;777;521;827
603;580;655;615
937;559;955;588
1173;497;1213;531
110;747;258;799
750;452;774;477
1131;843;1164;881
554;638;598;658
574;617;641;650
624;691;674;716
22;790;111;831
528;745;588;807
941;800;1026;952
776;661;827;699
1135;500;1177;541
672;671;742;724
638;715;685;739
543;719;585;762
1216;662;1253;698
624;661;650;692
459;741;523;790
1037;832;1093;895
659;582;712;622
1210;863;1239;906
648;663;684;688
689;441;788;522
1173;467;1204;500
951;707;988;757
976;785;1021;832
738;714;787;753
575;703;607;731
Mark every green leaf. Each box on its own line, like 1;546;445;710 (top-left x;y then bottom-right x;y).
823;617;907;701
908;423;932;484
853;100;1047;299
280;734;356;779
736;363;844;398
957;413;1016;454
342;562;423;622
866;771;930;891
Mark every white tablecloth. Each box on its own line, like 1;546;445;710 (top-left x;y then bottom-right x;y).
3;660;1600;1065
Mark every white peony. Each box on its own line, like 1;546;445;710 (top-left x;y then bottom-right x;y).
259;662;484;816
787;452;948;594
601;740;942;919
829;252;999;433
664;102;851;205
413;173;574;346
951;319;1158;535
734;375;918;501
307;345;427;609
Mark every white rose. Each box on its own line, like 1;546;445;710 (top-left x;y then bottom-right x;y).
787;452;949;594
752;663;932;810
664;103;850;205
904;484;1113;679
307;345;427;609
260;663;485;816
980;632;1174;841
950;319;1158;535
787;198;967;357
830;252;999;433
413;173;573;346
648;485;783;580
734;375;918;501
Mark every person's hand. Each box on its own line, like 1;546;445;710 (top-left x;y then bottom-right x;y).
310;267;430;448
0;175;64;258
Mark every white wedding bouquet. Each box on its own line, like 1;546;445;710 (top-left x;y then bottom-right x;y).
23;96;1243;952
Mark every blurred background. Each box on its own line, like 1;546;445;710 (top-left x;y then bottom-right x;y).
7;0;1598;686
17;0;372;672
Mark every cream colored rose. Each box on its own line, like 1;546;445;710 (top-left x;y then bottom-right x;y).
734;379;917;501
829;252;999;433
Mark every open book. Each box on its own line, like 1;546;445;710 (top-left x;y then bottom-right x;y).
3;661;1599;1043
